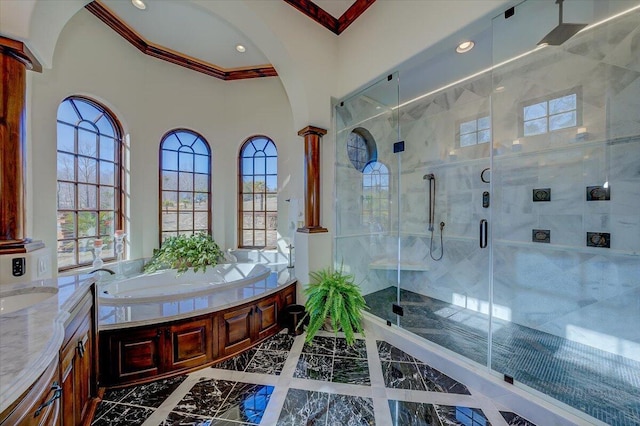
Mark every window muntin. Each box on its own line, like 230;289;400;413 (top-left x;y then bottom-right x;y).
56;97;122;270
522;92;578;136
347;128;376;171
239;136;278;248
160;129;211;242
362;161;390;231
458;115;491;147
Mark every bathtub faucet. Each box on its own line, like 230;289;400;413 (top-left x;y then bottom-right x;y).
90;268;116;275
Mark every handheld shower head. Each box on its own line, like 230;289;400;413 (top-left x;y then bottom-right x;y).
423;173;435;180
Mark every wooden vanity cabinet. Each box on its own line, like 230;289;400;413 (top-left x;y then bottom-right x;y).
0;355;61;426
59;286;96;426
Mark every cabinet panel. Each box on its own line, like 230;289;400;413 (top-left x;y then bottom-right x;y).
254;295;279;341
219;305;253;356
103;328;163;384
167;318;213;370
281;284;296;309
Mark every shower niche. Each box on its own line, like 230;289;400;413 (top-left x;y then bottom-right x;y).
334;1;640;424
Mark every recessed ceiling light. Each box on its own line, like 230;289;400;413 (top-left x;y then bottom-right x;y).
131;0;146;10
456;41;475;53
235;44;246;53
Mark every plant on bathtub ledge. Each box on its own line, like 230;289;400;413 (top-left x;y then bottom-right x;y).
143;233;224;275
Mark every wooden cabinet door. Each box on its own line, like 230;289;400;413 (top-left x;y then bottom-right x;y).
102;327;164;385
254;295;279;341
165;317;213;371
219;305;253;357
75;315;93;425
280;283;296;309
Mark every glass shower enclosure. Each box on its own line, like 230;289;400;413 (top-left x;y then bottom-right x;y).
334;1;640;424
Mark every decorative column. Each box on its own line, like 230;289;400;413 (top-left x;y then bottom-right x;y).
297;125;327;233
0;37;42;250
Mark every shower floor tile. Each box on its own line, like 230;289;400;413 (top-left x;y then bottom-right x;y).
92;329;540;426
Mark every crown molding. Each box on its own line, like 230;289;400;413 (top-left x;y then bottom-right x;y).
85;1;278;81
283;0;375;35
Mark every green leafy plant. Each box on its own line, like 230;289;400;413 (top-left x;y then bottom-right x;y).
143;233;224;275
302;265;368;346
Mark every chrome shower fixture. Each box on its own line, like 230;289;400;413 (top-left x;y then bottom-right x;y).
537;0;587;46
424;173;444;261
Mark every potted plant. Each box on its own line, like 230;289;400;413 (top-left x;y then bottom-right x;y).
143;233;224;275
302;265;368;346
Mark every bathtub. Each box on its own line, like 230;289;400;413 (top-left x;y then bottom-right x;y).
99;263;270;304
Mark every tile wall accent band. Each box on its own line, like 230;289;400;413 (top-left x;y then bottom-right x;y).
586;232;610;248
586;185;610;201
532;188;551;202
532;229;550;243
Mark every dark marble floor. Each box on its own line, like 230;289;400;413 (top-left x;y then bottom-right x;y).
365;286;640;426
91;329;537;426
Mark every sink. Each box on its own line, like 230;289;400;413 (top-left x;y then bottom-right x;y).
0;288;58;315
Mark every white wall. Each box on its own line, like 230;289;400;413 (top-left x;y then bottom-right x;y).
28;9;299;271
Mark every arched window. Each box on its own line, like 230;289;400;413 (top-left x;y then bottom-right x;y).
56;97;123;270
239;136;278;248
362;161;390;231
159;129;212;242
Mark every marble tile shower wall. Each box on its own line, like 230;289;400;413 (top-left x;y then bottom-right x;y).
335;9;640;361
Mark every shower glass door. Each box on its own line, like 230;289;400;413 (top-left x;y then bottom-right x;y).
490;1;640;424
334;73;400;319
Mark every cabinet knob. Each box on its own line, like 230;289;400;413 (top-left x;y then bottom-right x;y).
77;340;85;358
34;382;62;418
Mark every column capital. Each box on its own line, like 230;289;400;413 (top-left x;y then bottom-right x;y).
0;36;42;72
297;126;327;137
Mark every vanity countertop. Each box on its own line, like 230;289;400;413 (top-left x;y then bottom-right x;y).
0;274;96;415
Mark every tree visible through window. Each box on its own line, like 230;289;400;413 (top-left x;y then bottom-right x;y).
56;97;123;270
362;161;390;231
239;136;278;248
159;129;211;242
522;91;579;136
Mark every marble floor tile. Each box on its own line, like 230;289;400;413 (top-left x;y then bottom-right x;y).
500;411;537;426
174;378;236;417
118;375;187;408
435;404;491;426
294;353;333;381
257;330;296;352
276;388;329;425
332;357;371;385
91;403;154;426
377;341;418;363
382;361;426;391
387;399;440;426
101;387;133;403
327;393;375;425
160;411;214;425
245;349;289;375
215;382;274;424
302;335;336;355
213;349;257;372
335;337;368;358
415;363;470;395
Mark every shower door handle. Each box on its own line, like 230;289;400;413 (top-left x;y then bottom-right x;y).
479;219;488;248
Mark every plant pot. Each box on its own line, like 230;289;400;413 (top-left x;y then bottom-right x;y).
322;317;341;332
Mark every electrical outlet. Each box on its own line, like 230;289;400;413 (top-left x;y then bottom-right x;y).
12;257;26;277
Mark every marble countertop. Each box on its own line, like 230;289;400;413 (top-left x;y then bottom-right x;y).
98;264;297;330
0;274;96;415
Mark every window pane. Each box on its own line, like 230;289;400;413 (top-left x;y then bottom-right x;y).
162;232;177;242
57;182;75;209
74;100;101;122
100;137;115;161
267;213;277;230
100;161;115;185
162;212;178;231
162;171;178;190
101;237;115;259
477;116;490;130
193;140;208;155
524;102;547;120
162;191;178;211
254;157;266;174
194;193;208;210
162;150;178;171
243;213;253;229
266;194;277;211
57;212;75;239
178;172;194;191
242;157;253;175
254;232;266;246
524;118;547;136
264;142;277;157
178;151;194;172
549;111;576;131
266;176;277;192
478;129;491;143
57;123;75;153
254;213;266;229
100;187;115;209
162;134;181;151
460;120;476;134
78;184;97;209
78;128;97;157
194;154;209;173
78;238;93;264
194;212;208;230
57;153;75;181
99;211;115;235
179;193;193;209
243;231;253;246
266;231;277;247
77;158;97;183
254;194;266;211
460;133;477;147
57;240;76;268
78;212;97;237
266;157;277;173
194;174;208;192
96;115;115;138
179;212;193;230
549;94;576;114
57;101;79;124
